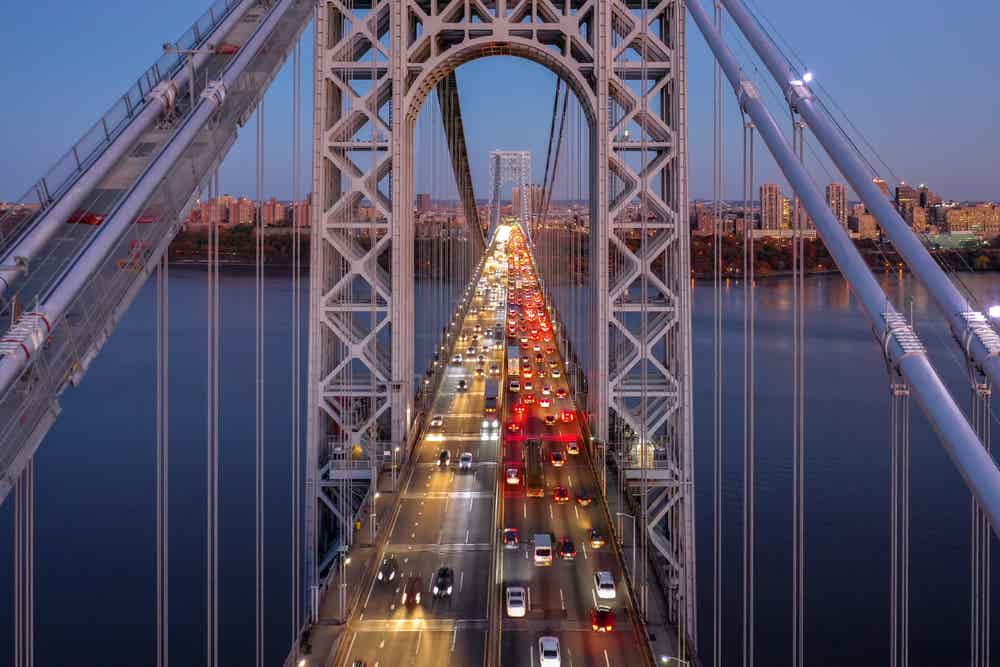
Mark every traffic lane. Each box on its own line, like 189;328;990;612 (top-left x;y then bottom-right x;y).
361;551;490;620
500;628;645;667
344;629;486;667
416;437;498;465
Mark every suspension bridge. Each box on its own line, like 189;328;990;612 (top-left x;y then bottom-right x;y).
0;0;997;665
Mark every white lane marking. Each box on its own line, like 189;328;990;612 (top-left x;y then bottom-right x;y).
592;588;598;608
574;505;580;521
415;631;422;655
360;612;364;621
346;632;358;660
560;588;566;610
549;505;554;521
604;649;611;667
527;586;532;611
451;627;458;652
568;474;573;488
466;528;471;544
459;570;465;592
567;646;574;667
523;504;527;519
530;645;534;665
378;639;385;649
582;542;589;559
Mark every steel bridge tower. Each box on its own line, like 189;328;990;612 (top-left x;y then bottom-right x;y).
487;150;531;239
309;0;696;643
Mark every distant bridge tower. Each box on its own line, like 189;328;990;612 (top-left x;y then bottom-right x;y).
487;150;531;240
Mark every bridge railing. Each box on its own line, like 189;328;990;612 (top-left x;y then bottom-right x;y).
0;0;244;250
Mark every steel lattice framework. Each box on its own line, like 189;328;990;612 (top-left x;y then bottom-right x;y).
309;0;696;642
487;150;531;239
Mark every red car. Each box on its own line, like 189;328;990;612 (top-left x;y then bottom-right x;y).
539;397;552;408
550;450;566;467
560;410;575;423
506;421;521;433
522;393;536;405
552;485;570;503
590;606;615;632
555;388;568;399
512;402;526;416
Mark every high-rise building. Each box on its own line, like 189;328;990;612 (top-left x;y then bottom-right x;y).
512;184;544;218
416;193;432;213
895;182;919;208
292;196;311;228
230;197;255;225
826;182;849;229
760;183;782;230
919;184;941;209
262;197;285;226
781;196;792;228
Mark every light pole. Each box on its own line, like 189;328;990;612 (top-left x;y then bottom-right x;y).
616;511;637;576
337;546;350;622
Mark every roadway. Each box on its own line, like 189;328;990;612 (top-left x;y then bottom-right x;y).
497;231;646;667
339;242;508;666
338;226;648;666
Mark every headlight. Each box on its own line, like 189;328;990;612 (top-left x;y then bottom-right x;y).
389;572;395;581
482;419;489;428
377;572;383;580
447;586;453;594
434;586;439;594
415;593;421;603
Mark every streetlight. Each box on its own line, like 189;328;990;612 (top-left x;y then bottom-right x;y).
616;511;637;575
661;658;690;666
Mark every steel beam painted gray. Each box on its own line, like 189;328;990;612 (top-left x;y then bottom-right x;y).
718;0;1000;388
686;0;1000;536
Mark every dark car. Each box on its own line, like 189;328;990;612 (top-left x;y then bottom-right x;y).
558;538;577;560
377;556;398;582
438;449;450;467
433;566;454;597
576;490;593;507
401;577;423;606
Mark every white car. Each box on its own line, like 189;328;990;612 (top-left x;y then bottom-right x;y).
459;452;473;470
452;353;462;364
506;467;520;485
538;636;561;667
550;368;562;378
506;586;526;618
509;379;521;393
429;415;444;428
594;571;616;600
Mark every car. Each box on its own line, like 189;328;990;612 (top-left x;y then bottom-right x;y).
466;346;477;355
541;385;551;396
351;660;367;667
555;387;568;399
535;353;545;363
533;345;542;353
594;571;617;599
550;450;566;467
478;354;487;364
538;636;561;667
506;586;527;618
523;392;536;405
589;528;606;549
473;324;482;333
560;410;575;423
567;439;580;455
377;556;399;582
509;379;521;393
551;368;562;378
523;380;534;391
506;467;521;485
575;490;592;506
475;367;485;377
507;421;522;434
401;577;423;606
590;605;615;632
558;538;577;560
513;402;526;416
457;379;468;391
539;397;552;408
438;450;450;467
503;527;519;548
452;353;463;364
549;360;560;369
459;452;473;470
535;368;546;379
429;414;444;428
433;567;454;597
490;363;501;375
544;414;557;427
552;486;570;503
546;347;557;356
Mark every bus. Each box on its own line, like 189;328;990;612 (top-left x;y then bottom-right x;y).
525;438;544;497
483;379;500;429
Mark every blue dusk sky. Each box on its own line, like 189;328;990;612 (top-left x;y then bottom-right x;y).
0;0;997;203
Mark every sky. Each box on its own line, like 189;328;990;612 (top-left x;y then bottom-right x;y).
0;0;998;203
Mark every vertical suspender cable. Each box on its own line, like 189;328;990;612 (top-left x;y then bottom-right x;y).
790;117;805;667
711;2;724;664
741;117;756;667
13;459;34;667
156;252;170;667
970;373;991;667
254;97;266;667
291;39;302;660
206;169;220;667
639;0;650;620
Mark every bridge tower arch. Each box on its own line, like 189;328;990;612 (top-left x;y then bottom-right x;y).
309;0;695;644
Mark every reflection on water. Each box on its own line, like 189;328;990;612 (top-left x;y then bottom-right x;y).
0;268;997;664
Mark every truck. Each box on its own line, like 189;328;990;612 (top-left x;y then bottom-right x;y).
483;379;500;429
525;438;544;497
507;344;520;378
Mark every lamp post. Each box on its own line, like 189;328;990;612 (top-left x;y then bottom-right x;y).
336;545;351;622
616;511;637;576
